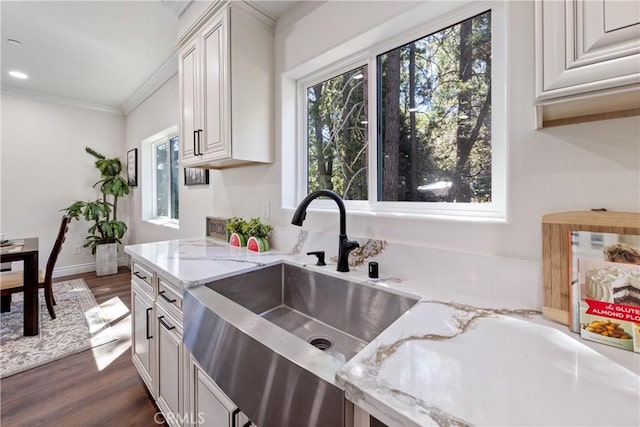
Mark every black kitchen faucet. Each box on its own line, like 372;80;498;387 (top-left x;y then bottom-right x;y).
291;189;359;272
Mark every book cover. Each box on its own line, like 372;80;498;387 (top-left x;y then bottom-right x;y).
577;255;640;352
570;232;640;331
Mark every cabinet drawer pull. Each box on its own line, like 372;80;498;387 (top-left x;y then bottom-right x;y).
193;130;198;155
159;290;177;304
146;307;153;339
158;316;176;331
231;409;241;427
196;129;203;155
133;271;147;280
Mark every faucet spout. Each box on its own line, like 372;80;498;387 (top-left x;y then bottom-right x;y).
291;189;358;272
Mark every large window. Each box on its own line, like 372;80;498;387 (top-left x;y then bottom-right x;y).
151;136;179;220
297;5;504;219
378;11;491;203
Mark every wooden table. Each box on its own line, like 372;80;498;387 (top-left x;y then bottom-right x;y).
1;238;39;336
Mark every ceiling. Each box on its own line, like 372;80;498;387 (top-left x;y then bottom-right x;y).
1;1;298;115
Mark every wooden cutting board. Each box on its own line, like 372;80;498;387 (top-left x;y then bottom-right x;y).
542;210;640;326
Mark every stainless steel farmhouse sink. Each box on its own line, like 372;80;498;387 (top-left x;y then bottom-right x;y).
184;263;419;427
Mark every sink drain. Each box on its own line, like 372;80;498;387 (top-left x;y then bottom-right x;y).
308;336;332;351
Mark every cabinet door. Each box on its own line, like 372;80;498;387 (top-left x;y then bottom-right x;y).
575;0;640;67
132;283;154;396
537;0;640;99
189;356;238;427
179;39;200;166
200;11;231;162
156;306;183;427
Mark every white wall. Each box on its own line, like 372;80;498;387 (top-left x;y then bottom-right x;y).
190;0;639;263
125;74;216;243
4;1;632;277
0;94;126;273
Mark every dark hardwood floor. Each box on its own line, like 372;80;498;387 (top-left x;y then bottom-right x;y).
1;267;165;426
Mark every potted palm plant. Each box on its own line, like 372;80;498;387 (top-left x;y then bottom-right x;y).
63;147;130;276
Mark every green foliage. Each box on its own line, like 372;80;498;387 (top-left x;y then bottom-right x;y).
307;66;368;200
307;11;492;203
224;217;272;239
378;11;492;202
244;217;273;239
96;175;129;199
225;217;247;234
62;147;130;254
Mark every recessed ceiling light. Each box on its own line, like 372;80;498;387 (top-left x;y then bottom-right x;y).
7;39;23;46
9;70;29;79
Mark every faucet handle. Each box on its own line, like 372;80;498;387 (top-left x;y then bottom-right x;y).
307;251;326;266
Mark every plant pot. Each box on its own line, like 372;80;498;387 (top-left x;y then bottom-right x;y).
96;243;118;276
247;236;269;252
229;233;247;247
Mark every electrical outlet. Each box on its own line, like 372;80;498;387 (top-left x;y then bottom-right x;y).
262;201;270;219
73;245;82;254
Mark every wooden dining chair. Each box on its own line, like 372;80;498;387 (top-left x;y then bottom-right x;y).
0;215;71;319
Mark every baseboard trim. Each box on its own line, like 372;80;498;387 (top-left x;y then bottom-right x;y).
52;256;130;279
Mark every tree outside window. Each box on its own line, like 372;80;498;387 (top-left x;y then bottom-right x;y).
306;66;368;200
303;10;493;207
378;11;492;203
153;136;179;219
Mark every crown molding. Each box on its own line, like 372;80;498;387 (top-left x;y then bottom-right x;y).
120;50;178;116
162;0;193;18
0;85;124;115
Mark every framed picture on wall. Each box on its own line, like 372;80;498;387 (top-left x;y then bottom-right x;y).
184;168;209;186
127;148;137;187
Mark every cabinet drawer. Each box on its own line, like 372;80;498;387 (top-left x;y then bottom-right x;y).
132;262;154;288
158;278;183;312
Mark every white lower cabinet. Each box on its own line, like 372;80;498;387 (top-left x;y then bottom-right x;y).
155;303;184;427
131;278;155;396
188;354;250;427
131;261;253;427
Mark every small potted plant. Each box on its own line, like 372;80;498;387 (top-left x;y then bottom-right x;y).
226;217;248;247
245;217;273;252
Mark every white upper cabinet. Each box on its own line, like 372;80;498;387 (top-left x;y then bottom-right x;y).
535;0;640;127
179;40;199;163
178;2;274;168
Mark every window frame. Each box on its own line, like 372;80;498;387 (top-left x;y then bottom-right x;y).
141;125;180;228
150;135;179;222
294;1;506;221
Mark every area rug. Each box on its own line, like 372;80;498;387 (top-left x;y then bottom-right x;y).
0;278;116;378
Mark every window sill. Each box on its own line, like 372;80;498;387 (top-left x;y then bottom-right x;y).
282;204;507;224
144;218;180;229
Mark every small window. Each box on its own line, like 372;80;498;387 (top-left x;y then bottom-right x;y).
305;65;369;200
141;126;180;227
152;136;180;220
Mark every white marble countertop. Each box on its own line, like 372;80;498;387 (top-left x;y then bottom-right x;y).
124;237;285;288
125;237;640;426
